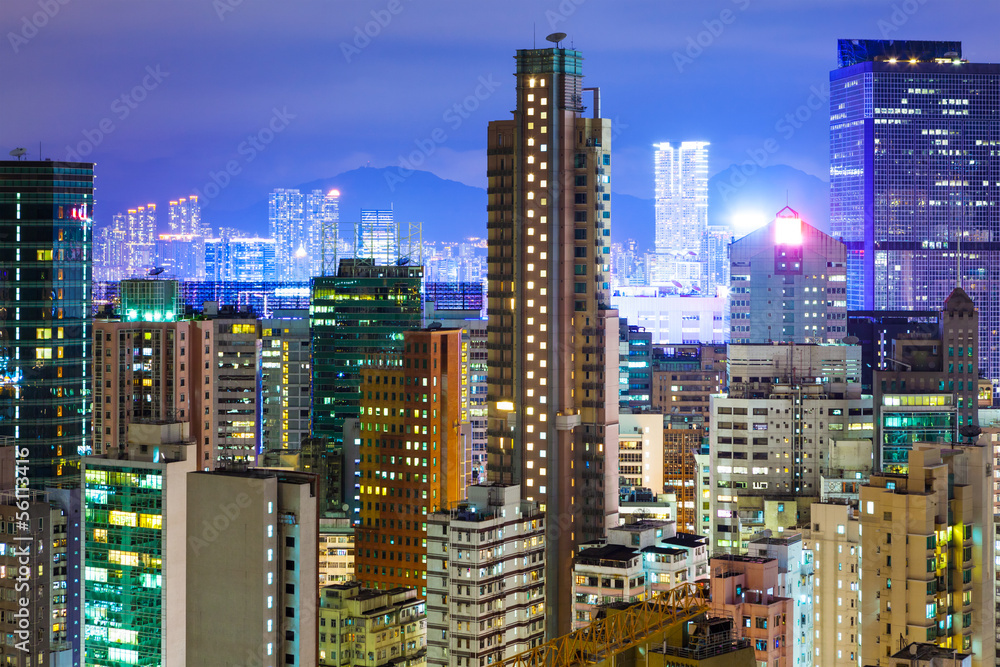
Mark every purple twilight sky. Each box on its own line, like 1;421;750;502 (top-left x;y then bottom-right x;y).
2;0;997;233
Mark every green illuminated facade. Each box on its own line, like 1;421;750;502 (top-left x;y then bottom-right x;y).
310;259;423;513
83;428;194;666
0;160;94;486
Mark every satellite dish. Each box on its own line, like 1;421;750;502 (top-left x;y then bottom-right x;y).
149;267;165;276
843;335;860;345
9;148;26;160
546;32;567;47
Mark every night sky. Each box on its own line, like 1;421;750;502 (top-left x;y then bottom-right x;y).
3;0;997;234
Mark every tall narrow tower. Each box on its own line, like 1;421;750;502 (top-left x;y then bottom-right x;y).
0;159;94;486
486;41;620;637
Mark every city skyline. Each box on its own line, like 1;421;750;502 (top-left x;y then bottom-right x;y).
7;1;1000;233
7;6;1000;665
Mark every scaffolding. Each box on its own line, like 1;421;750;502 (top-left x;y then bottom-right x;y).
499;583;710;667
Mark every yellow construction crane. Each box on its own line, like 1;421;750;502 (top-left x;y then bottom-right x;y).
499;582;711;667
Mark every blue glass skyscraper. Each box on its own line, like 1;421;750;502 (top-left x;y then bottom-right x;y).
830;39;1000;380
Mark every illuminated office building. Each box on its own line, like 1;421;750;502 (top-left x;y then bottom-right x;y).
83;422;318;667
700;225;732;298
728;206;847;344
310;260;423;513
82;423;196;667
485;43;620;636
0;159;94;485
354;328;464;594
831;39;1000;380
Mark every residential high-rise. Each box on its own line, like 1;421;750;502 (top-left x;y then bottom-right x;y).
426;484;546;667
358;209;397;266
259;311;311;464
652;141;709;284
354;328;464;593
728;206;848;344
746;534;814;667
0;159;94;485
167;196;200;236
93;314;192;456
708;553;795;667
126;204;156;275
859;442;994;667
187;468;319;667
318;583;426;667
310;260;423;513
191;306;259;467
485;44;620;636
651;344;727;533
709;344;873;553
830;39;1000;380
804;502;862;666
269;189;306;281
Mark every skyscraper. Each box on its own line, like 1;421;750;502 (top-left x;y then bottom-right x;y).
0;159;94;486
353;328;464;593
830;39;1000;380
167;196;201;236
310;260;423;513
485;43;620;636
652;141;709;284
269;188;306;281
357;209;397;266
306;189;339;277
126;204;156;275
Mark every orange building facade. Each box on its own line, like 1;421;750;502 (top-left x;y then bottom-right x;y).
354;328;464;593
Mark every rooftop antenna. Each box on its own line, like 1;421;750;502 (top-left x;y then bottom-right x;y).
533;23;535;49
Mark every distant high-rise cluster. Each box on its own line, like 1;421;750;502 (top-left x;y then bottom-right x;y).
95;196;203;281
270;187;340;280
